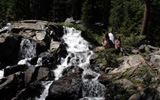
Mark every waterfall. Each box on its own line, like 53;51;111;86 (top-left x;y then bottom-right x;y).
38;27;105;100
0;69;4;79
19;38;37;60
54;27;92;80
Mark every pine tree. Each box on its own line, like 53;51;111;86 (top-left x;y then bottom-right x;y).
147;0;160;46
81;0;111;30
110;0;144;35
81;0;93;28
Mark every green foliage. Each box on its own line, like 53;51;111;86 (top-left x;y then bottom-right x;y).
109;0;124;32
58;22;86;31
81;0;94;29
110;0;144;35
128;85;137;90
85;32;103;45
97;48;121;68
139;53;145;56
118;33;145;47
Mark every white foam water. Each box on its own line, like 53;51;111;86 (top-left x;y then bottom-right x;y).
19;38;37;60
54;27;91;80
0;69;4;79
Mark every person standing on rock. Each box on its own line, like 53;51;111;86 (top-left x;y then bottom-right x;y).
102;32;111;49
115;36;122;54
108;28;116;48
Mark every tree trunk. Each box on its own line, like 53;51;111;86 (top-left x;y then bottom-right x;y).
141;0;150;35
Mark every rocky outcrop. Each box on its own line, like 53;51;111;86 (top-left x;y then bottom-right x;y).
91;46;160;100
1;19;160;100
0;20;66;100
0;20;64;68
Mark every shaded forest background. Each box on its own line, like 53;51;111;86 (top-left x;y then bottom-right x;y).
0;0;160;46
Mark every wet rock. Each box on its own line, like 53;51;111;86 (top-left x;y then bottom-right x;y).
4;65;28;77
83;74;95;80
0;72;24;100
15;81;45;100
38;51;60;68
29;56;38;65
46;73;82;100
25;66;53;85
62;66;83;77
37;67;50;80
24;66;36;85
89;53;98;64
56;41;68;58
47;22;64;41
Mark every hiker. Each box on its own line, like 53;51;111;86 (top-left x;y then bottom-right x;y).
115;36;122;54
108;28;116;48
102;32;110;49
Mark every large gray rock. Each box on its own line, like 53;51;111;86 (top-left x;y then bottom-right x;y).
25;67;36;85
64;17;75;25
37;67;49;80
150;54;160;73
24;66;54;85
0;33;21;67
110;55;146;73
12;20;48;30
46;73;82;100
114;79;134;89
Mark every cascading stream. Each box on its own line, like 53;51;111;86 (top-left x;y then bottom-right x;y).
18;38;37;60
38;27;105;100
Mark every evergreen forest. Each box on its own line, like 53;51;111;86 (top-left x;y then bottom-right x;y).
0;0;160;46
